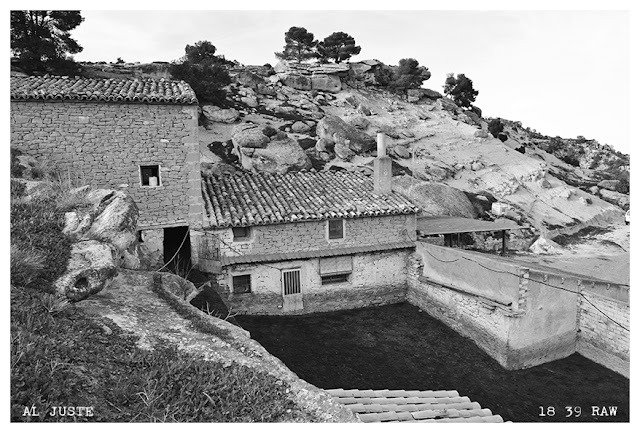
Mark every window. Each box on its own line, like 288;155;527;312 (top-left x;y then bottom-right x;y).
319;256;352;284
137;231;144;243
321;273;350;285
282;269;301;295
140;165;161;187
232;226;251;241
328;219;344;240
232;275;251;294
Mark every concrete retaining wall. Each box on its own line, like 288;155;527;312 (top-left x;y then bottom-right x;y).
407;243;629;375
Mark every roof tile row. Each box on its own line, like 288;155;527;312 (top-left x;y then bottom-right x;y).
10;75;198;105
326;389;505;423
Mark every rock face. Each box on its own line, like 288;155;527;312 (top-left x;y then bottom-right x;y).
311;74;342;93
53;240;118;301
599;189;629;209
393;178;477;218
56;188;139;301
202;106;240;124
316;115;376;159
597;179;620;191
282;73;312;91
232;123;311;173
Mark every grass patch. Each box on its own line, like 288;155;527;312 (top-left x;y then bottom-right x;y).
237;302;629;422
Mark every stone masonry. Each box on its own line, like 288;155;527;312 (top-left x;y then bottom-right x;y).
10;100;202;230
212;214;417;257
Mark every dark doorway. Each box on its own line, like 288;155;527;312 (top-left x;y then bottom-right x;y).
163;226;192;275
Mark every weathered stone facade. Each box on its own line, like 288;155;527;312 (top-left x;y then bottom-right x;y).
10;99;202;230
216;249;411;315
211;214;417;257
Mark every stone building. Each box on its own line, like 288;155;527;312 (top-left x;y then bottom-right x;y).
10;75;202;267
198;145;420;314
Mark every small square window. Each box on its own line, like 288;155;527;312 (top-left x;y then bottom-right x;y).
140;165;161;187
328;219;344;239
232;275;251;294
232;227;251;241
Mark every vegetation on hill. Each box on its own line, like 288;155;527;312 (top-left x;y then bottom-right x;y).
317;32;361;63
275;26;320;62
169;40;232;105
10;10;84;75
443;73;479;108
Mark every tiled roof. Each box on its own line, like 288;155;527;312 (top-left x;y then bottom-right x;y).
10;75;198;104
221;241;415;266
201;170;419;228
327;389;505;423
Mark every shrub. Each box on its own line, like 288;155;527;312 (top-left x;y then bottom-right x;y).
10;148;24;178
488;119;504;138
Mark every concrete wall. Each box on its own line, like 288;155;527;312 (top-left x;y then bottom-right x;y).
415;242;520;306
210;214;416;257
576;283;630;377
10;100;202;229
216;249;411;315
407;245;630;376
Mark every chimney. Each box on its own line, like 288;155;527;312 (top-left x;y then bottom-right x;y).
374;133;392;195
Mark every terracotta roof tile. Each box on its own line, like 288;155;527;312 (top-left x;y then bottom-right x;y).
201;171;419;228
326;388;504;423
10;75;198;105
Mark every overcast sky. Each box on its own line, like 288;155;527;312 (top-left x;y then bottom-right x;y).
13;2;635;154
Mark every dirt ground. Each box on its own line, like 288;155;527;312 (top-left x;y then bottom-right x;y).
508;222;630;286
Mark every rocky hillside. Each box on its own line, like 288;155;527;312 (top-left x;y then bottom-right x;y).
81;60;628;243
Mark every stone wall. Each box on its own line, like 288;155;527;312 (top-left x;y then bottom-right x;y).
576;285;630;377
210;214;416;257
216;249;411;315
10;100;202;229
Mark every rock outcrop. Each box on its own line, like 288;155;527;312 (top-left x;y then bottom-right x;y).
54;240;118;301
56;187;139;301
316;115;376;160
232;123;311;173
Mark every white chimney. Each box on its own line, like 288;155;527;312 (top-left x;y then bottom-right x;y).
374;133;392;194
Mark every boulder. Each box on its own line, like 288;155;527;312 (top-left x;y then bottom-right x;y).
529;237;562;255
474;130;489;138
316;115;376;154
407;89;423;103
393;178;477;218
589;186;599;195
63;189;139;255
231;124;270;149
311;74;342;93
282;73;312;91
423;89;442;100
241;95;258;108
349;116;370;130
202;106;240;124
292;121;312;133
537;178;552;189
357;104;372;116
334;141;356;161
315;138;334;153
438;97;458;113
393;145;411;159
239;134;312;174
236;70;267;90
599;189;630;209
53;240;118;302
597;179;620;191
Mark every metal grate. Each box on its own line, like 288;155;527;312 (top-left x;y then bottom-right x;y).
282;269;301;295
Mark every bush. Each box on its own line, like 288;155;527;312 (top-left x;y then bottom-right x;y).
10;148;24;178
10;243;46;287
488;119;504;138
11;179;26;199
